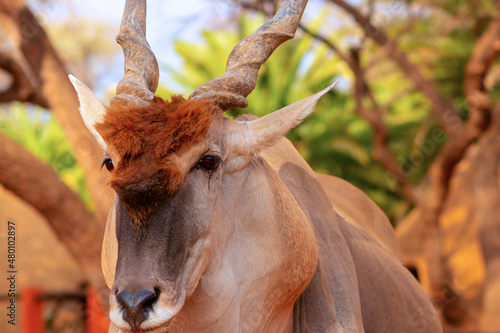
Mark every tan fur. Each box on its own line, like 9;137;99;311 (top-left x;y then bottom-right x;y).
316;173;400;257
88;94;440;333
102;201;118;288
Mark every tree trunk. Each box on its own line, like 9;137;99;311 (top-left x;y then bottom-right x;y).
0;133;109;306
474;104;500;331
0;0;113;223
396;102;500;329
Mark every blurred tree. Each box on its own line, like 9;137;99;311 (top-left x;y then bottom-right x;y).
0;0;111;306
0;104;91;207
45;16;118;89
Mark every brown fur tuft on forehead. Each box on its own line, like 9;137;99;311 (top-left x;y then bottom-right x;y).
96;95;217;161
95;95;219;228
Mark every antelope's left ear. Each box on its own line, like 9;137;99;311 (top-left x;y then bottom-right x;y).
69;75;107;150
223;82;337;170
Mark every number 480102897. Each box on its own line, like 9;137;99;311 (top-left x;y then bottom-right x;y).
7;221;16;270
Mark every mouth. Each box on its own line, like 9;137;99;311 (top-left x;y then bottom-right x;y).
128;319;173;333
109;300;179;333
113;318;173;333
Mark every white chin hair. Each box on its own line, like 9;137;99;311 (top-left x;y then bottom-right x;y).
109;305;177;332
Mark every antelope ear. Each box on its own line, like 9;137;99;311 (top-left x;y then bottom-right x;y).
224;83;337;171
69;75;107;150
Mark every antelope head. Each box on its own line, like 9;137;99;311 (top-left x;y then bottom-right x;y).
70;0;334;331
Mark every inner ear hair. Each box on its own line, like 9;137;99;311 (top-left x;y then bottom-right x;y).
69;74;108;150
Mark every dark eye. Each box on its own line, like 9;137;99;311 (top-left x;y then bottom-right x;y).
198;156;220;172
101;158;114;172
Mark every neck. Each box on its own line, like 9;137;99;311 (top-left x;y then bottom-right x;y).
171;254;240;332
170;158;317;332
225;158;317;332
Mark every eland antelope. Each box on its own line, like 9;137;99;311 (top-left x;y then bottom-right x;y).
69;0;442;332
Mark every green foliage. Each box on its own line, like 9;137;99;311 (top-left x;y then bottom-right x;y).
166;12;413;221
0;104;92;209
165;2;500;221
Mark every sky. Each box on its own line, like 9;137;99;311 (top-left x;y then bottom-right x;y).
29;0;238;97
28;0;343;98
85;0;236;95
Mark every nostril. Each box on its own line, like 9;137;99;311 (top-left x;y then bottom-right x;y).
116;288;159;330
143;288;160;311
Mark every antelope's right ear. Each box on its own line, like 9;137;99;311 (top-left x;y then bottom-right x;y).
69;75;107;150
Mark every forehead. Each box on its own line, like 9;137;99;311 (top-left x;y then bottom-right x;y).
96;95;219;161
94;95;221;227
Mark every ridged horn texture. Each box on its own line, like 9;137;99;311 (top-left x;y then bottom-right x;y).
189;0;308;111
110;0;159;108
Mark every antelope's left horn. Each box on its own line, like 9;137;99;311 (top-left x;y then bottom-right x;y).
190;0;309;111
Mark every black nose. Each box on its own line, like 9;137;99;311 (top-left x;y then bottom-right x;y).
116;289;158;329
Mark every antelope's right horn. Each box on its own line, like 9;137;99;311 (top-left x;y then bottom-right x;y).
110;0;159;108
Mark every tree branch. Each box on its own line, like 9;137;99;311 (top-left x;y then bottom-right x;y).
0;132;108;306
350;48;419;205
424;14;500;230
0;0;112;222
298;22;354;68
464;16;500;125
0;49;48;107
413;14;500;324
328;0;462;135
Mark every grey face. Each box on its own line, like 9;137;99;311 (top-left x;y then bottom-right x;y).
108;142;224;330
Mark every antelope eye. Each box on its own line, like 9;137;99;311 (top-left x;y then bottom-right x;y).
101;158;114;172
198;156;220;172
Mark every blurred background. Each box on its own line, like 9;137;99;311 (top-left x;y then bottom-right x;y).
0;0;499;332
